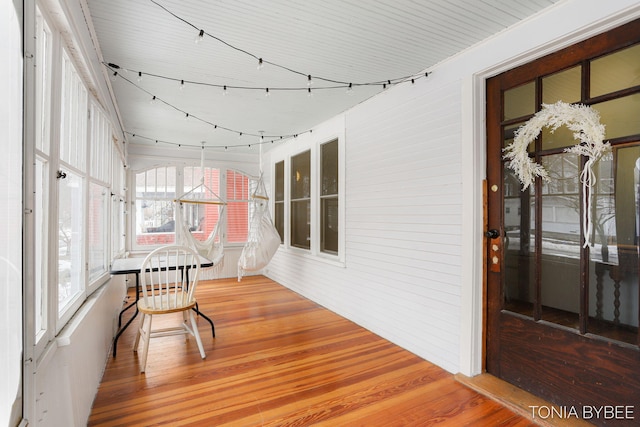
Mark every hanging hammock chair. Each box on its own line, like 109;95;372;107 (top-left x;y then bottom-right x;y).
238;174;281;281
174;147;226;279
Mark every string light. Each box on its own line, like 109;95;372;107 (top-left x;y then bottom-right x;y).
105;62;430;93
125;130;307;151
110;65;311;142
148;0;429;87
195;29;204;44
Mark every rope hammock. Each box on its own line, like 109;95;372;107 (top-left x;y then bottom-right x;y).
174;145;226;278
237;174;281;281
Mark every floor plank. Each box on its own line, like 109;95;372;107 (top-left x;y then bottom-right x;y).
89;276;536;426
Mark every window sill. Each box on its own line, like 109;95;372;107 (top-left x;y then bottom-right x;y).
282;246;345;268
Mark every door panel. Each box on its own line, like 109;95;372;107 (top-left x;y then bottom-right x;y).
486;19;640;423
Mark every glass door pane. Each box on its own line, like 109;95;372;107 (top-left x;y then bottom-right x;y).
588;146;640;345
540;153;581;328
503;165;535;317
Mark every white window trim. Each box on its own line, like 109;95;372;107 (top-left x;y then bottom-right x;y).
270;129;345;266
129;164;255;252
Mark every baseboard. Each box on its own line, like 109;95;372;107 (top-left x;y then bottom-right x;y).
455;373;594;427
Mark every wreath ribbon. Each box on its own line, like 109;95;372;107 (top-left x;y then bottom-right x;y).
503;101;610;248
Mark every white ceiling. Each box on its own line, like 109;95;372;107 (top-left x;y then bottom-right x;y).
85;0;561;157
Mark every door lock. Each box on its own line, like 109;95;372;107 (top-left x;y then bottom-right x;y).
485;229;500;239
485;229;501;272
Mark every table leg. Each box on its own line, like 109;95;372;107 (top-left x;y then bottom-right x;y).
113;273;140;357
192;306;215;337
186;266;215;337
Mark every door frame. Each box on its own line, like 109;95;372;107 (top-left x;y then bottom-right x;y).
460;6;640;377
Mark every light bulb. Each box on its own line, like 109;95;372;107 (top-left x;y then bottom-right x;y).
265;88;270;97
195;29;204;44
137;71;143;83
111;71;118;82
257;58;264;70
180;79;185;91
150;95;157;104
223;85;228;96
346;83;353;95
307;74;313;86
307;87;313;97
184;113;189;120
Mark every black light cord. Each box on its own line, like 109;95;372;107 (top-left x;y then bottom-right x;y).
108;64;312;143
148;0;429;87
125;130;300;150
106;61;429;93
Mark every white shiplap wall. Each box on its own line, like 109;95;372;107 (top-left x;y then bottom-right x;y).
266;79;464;373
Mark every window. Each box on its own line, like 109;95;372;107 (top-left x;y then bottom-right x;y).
88;103;112;287
291;150;311;249
182;166;221;242
274;161;285;243
320;140;338;254
133;166;252;249
59;51;87;171
274;137;341;259
57;170;84;316
227;170;252;244
111;142;126;259
25;0;126;403
88;182;109;282
57;50;88;324
135;166;177;246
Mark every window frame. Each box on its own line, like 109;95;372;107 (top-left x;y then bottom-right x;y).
56;47;89;329
130;165;254;252
271;134;345;265
32;4;54;356
87;101;113;293
27;3;126;349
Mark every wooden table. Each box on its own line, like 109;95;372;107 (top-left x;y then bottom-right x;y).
110;255;216;357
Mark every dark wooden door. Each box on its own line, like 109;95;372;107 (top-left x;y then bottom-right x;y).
486;19;640;425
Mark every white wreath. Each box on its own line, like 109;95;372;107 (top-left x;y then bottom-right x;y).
503;101;611;247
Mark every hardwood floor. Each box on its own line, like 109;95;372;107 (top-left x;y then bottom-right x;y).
89;275;535;426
